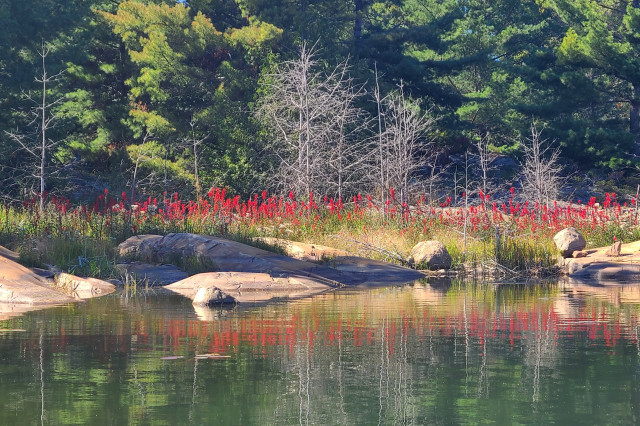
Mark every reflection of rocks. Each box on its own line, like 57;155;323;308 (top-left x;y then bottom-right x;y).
411;282;447;305
560;279;640;306
0;303;56;321
426;277;452;292
192;305;225;321
552;295;585;319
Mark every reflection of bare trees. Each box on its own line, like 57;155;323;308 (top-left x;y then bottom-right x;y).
376;316;415;425
40;331;45;426
13;283;640;424
297;339;311;426
521;309;557;404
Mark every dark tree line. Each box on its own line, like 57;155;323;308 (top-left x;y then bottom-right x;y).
0;0;638;202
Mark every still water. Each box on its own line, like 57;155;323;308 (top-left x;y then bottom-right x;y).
1;279;640;425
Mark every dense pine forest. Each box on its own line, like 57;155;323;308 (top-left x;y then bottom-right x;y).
2;0;640;204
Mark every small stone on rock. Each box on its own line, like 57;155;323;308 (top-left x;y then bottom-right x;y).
605;241;622;257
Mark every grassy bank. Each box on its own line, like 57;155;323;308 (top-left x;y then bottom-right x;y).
2;189;638;279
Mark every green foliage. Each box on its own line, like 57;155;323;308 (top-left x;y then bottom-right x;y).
1;0;640;199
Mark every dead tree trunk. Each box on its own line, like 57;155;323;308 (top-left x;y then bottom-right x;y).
4;41;64;213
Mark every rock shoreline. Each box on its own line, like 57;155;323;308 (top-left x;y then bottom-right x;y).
0;232;428;318
0;249;115;320
559;240;640;284
6;230;640;318
119;233;426;305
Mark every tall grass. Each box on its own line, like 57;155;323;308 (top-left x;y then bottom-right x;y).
0;188;636;277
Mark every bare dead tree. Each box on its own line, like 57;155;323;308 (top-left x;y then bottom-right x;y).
420;150;446;206
129;132;152;204
379;82;436;204
473;132;498;198
519;123;564;205
257;43;371;198
324;65;373;200
126;134;165;204
181;119;209;200
256;43;337;196
4;41;65;212
373;63;388;207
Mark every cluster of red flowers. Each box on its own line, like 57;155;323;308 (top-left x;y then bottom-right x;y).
15;186;638;245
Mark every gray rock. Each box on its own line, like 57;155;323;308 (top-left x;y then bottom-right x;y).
118;233;424;288
553;227;586;258
408;241;452;270
116;262;188;286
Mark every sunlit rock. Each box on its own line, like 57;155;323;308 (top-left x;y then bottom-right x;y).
553;227;586;258
407;241;452;270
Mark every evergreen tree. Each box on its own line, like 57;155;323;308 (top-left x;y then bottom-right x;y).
541;0;640;158
101;0;281;195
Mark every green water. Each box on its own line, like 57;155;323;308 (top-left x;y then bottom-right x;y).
1;280;640;425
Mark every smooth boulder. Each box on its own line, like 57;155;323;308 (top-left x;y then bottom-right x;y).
407;241;452;270
553;227;586;258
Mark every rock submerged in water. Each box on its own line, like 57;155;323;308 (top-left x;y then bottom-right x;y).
407;241;452;270
553;227;586;258
55;273;116;299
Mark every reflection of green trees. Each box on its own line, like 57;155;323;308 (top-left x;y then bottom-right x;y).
0;284;639;424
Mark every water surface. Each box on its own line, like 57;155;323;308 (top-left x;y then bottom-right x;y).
1;279;640;425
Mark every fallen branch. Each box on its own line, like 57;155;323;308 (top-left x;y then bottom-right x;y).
332;235;410;266
484;260;521;277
